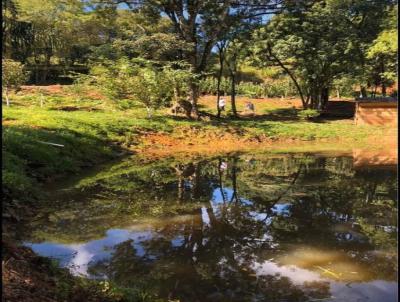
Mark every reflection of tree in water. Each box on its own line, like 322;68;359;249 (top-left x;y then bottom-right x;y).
88;212;330;302
87;155;396;301
174;161;214;201
21;153;397;300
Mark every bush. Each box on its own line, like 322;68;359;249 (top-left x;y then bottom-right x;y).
89;57;136;100
236;82;264;98
199;76;298;98
2;59;29;106
199;77;230;95
298;109;320;120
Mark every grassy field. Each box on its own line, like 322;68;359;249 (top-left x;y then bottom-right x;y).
2;85;394;204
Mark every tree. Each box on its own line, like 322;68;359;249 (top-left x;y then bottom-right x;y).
89;57;173;116
111;9;191;62
252;0;393;109
2;0;34;61
131;65;173;118
12;0;87;83
215;41;227;118
223;37;253;117
162;61;197;104
89;57;137;100
366;5;398;96
332;0;395;98
2;59;28;106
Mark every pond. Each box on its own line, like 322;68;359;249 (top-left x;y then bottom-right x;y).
19;152;397;302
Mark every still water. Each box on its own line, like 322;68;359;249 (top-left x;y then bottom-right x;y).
20;152;397;302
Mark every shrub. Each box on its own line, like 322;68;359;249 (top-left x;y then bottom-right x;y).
130;66;173;117
2;59;29;106
298;109;320;120
199;77;230;95
199;76;298;98
89;57;136;100
237;82;264;98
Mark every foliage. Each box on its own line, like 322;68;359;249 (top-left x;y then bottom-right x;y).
332;76;359;98
130;66;173;117
199;77;231;96
252;0;394;108
2;59;29;106
199;78;297;98
297;109;320;120
236;82;265;98
89;58;177;115
89;58;135;101
2;59;28;91
365;5;398;94
162;61;197;102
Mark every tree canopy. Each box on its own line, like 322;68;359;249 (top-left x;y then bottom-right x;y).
2;0;397;111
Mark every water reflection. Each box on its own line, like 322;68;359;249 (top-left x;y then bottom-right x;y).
21;153;397;302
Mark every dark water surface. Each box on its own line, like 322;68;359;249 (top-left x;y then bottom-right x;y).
20;152;397;302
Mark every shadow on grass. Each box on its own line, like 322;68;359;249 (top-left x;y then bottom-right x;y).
252;108;301;122
2;124;122;202
219;107;354;124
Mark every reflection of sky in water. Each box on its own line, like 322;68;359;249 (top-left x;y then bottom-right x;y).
210;187;291;225
211;188;253;206
25;229;153;277
25;221;397;301
24;185;397;301
253;260;397;302
329;280;397;302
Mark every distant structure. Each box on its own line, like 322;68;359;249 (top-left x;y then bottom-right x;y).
354;97;397;126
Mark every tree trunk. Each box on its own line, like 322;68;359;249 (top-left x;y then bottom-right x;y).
35;66;40;85
381;59;386;96
146;106;152;118
230;157;238;203
304;94;310;109
230;72;237;117
41;53;51;84
189;82;199;118
41;66;49;84
173;86;179;103
5;87;10;107
372;86;377;98
360;86;367;98
320;87;329;110
178;176;184;201
216;49;224;118
309;85;319;109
